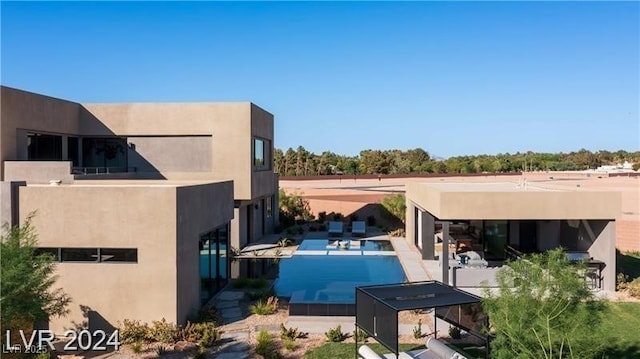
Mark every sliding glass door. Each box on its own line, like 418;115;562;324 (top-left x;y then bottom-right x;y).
199;224;230;304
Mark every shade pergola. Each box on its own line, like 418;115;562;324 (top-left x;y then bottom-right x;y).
355;281;488;358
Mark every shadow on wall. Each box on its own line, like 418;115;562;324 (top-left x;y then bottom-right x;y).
617;249;640;280
68;304;117;334
78;107;165;180
342;203;404;230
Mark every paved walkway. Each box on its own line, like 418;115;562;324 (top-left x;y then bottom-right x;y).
210;290;251;359
390;237;432;281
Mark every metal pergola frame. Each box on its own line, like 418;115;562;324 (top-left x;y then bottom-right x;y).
355;281;489;359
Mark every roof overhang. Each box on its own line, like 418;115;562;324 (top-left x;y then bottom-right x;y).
406;182;621;220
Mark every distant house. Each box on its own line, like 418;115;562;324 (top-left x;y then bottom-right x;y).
0;86;278;333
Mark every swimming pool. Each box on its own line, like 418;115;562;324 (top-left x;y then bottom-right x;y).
274;239;406;315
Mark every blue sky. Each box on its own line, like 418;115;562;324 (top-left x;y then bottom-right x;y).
2;1;638;158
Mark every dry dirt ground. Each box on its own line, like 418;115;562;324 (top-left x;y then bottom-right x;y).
281;173;640;252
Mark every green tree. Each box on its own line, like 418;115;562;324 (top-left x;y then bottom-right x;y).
278;188;312;226
1;214;71;334
380;193;406;224
482;249;607;359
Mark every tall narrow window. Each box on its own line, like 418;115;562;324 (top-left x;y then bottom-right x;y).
254;137;272;170
254;138;265;166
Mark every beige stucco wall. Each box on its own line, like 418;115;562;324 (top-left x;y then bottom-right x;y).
4;161;75;184
17;184;179;334
176;182;234;322
81;102;275;201
406;182;621;220
0;87;83;178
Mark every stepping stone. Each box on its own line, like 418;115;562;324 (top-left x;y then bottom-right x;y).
222;330;249;341
216;291;245;301
222;322;248;332
216;300;240;309
216;341;250;353
223;315;245;324
220;308;242;318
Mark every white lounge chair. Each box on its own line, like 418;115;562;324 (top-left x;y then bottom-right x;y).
328;221;344;237
352;221;366;237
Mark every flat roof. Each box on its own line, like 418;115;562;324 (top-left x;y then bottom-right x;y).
28;179;231;188
406;181;622;220
357;281;481;311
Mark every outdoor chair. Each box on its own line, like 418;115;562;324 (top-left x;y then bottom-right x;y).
352;220;367;237
328;221;344;237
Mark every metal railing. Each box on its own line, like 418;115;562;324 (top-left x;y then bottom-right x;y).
72;167;137;175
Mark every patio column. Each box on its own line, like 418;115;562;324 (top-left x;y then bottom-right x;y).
442;222;450;285
420;211;435;260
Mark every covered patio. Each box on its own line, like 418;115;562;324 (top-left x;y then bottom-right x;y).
405;182;621;291
355;281;489;359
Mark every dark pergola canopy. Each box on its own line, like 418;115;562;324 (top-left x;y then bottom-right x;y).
358;280;481;311
355;281;488;358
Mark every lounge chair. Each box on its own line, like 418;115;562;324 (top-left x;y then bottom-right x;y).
350;240;361;249
352;221;366;237
328;221;344;237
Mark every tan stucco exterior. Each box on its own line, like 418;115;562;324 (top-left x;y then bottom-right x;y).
1;85;277;332
405;182;621;291
406;182;622;220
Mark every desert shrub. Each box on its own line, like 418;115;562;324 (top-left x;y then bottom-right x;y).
413;319;423;339
131;342;144;353
180;321;220;346
249;296;279;315
449;326;461;339
119;319;150;343
324;325;345;342
354;328;369;342
332;212;343;221
280;323;306;340
277;237;293;247
618;274;640;298
255;330;281;358
366;215;376;226
149;318;179;343
317;211;327;223
282;337;297;351
388;228;406;238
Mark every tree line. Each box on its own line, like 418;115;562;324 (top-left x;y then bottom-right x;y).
274;147;640;176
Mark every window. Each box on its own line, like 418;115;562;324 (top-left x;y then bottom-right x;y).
254;137;271;170
82;137;128;172
42;247;137;263
100;248;137;263
27;133;63;160
61;248;98;262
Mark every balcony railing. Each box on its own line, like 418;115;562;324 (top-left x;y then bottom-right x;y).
72;167;137;175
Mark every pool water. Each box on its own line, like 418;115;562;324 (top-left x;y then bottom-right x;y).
297;239;394;251
274;240;406;304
